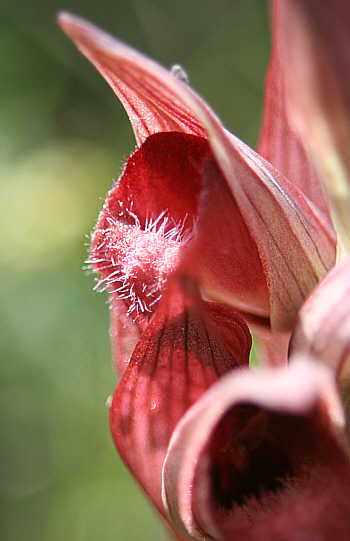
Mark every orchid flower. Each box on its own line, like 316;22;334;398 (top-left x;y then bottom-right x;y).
57;2;349;539
163;256;350;541
58;12;336;337
161;2;350;538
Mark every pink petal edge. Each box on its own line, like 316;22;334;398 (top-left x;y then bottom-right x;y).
257;1;332;224
57;12;206;145
275;0;350;251
162;358;348;540
290;255;350;382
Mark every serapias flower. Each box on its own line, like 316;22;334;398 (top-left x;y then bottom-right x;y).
57;2;349;539
163;256;350;541
58;12;336;337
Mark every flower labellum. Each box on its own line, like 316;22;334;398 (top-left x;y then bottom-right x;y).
109;274;251;518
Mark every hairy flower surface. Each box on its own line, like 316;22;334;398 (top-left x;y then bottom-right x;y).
58;12;336;337
58;1;350;539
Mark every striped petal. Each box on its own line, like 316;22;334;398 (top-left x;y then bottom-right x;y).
58;12;205;146
109;275;251;519
257;13;332;225
275;0;350;251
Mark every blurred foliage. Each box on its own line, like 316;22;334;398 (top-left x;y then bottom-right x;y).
0;0;270;539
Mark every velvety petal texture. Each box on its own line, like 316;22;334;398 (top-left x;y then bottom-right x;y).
162;359;350;541
275;0;350;251
109;275;251;519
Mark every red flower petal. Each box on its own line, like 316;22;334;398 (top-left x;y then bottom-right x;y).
97;132;210;230
163;360;350;540
257;23;332;225
290;256;350;383
275;0;350;250
109;275;251;519
90;132;210;321
183;155;270;321
187;145;336;331
57;12;206;145
60;13;336;331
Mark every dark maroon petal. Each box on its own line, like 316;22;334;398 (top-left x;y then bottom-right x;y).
109;275;250;519
257;23;332;225
101;132;210;229
57;12;206;145
163;360;350;540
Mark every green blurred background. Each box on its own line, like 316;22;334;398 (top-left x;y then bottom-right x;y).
0;1;270;539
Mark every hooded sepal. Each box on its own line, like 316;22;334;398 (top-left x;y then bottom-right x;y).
57;12;206;146
59;12;336;332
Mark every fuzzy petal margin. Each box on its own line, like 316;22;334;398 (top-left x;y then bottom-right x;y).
275;0;350;252
162;359;350;541
58;12;336;331
109;275;251;519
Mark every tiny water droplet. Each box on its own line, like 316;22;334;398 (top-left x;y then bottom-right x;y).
171;64;189;84
149;400;158;411
146;482;156;495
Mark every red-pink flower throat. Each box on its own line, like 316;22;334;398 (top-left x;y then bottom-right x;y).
89;132;211;323
91;208;185;320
